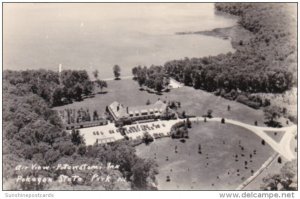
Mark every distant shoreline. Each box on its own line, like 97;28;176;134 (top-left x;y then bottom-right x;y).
176;25;253;52
176;26;234;40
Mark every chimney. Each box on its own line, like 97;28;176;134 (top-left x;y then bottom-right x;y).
127;107;129;113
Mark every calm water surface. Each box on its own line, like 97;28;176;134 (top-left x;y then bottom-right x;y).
4;3;237;79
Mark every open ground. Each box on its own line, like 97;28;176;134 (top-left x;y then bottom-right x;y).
53;79;297;190
54;79;268;126
136;122;275;190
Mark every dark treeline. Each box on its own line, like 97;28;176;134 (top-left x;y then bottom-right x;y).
3;70;158;190
132;65;169;92
165;52;293;93
4;70;94;107
158;3;296;109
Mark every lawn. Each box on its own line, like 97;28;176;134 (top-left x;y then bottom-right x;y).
263;130;286;143
53;79;278;190
53;79;267;126
135;122;274;190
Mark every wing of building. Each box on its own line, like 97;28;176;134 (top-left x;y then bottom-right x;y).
108;100;167;122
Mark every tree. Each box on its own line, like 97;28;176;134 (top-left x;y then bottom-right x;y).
198;144;202;154
93;110;99;121
73;83;83;101
154;76;164;93
83;81;94;96
132;67;138;79
142;132;154;145
182;111;186;118
77;144;86;156
93;70;99;80
113;65;121;80
166;176;170;182
71;129;85;146
44;149;60;164
221;118;225;124
146;99;151;105
186;118;192;128
52;87;64;106
131;159;158;190
207;109;213;118
138;75;146;88
227;105;231;111
261;160;297;190
264;106;282;127
95;80;108;93
3;70;160;191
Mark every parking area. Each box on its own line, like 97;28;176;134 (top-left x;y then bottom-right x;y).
73;119;183;145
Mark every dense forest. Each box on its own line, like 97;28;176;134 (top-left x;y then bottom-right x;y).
165;3;296;95
132;3;296;122
3;70;158;190
4;70;94;107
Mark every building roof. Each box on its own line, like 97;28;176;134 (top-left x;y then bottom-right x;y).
108;100;167;120
127;100;167;114
108;101;128;119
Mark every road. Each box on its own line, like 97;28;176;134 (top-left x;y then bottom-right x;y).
190;117;297;161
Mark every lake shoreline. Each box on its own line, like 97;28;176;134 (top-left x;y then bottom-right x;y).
176;25;253;51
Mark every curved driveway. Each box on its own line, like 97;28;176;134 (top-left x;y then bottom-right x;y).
190;117;297;161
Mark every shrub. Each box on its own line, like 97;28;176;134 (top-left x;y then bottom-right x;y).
142;132;154;145
278;157;282;164
221;118;225;124
170;122;189;139
236;94;261;109
207;109;213;118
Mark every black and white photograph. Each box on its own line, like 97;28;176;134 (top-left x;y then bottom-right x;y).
1;1;298;194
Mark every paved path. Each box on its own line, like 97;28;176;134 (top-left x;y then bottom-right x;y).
169;78;184;88
235;153;279;190
190;117;297;161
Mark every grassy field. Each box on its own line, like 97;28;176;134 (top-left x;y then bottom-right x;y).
53;79;279;190
263;130;286;143
135;122;274;190
53;79;267;126
244;155;282;190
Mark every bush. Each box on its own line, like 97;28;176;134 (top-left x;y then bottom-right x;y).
264;120;282;128
143;132;154;145
207;109;213;118
186;118;192;128
170;122;188;139
236;94;261;109
221;118;225;124
278;157;282;164
288;115;297;123
221;89;238;100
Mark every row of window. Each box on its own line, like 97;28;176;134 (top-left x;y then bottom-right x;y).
66;120;107;130
129;110;160;117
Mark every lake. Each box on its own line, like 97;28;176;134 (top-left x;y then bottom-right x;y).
4;3;237;79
